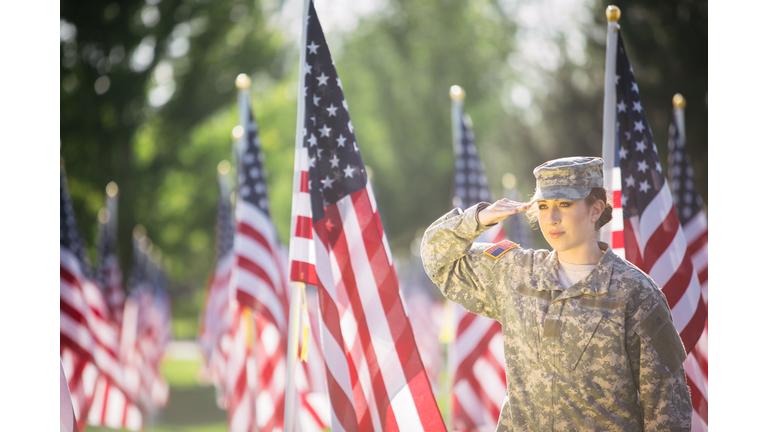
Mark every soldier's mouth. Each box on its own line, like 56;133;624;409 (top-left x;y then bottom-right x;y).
548;231;564;239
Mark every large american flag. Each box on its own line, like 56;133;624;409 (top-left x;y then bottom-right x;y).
668;113;708;430
60;166;143;431
609;32;706;353
449;104;507;431
287;2;447;430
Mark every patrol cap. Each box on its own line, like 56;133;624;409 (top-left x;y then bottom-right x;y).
531;156;604;202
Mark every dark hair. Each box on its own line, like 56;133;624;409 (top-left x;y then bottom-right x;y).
525;187;613;231
584;187;613;230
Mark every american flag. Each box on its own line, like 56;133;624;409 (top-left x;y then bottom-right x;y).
60;165;143;431
288;2;447;431
668;112;708;430
449;103;507;431
609;32;706;353
231;88;292;431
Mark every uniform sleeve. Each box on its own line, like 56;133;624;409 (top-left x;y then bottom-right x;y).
420;204;501;321
626;286;692;431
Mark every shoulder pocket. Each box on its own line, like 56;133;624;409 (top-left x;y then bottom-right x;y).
634;302;687;374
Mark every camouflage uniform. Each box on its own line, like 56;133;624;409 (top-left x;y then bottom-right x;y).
421;203;692;431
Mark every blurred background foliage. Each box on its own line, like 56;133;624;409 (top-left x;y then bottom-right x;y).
61;0;707;340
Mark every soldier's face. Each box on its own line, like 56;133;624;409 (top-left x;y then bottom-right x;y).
536;199;596;256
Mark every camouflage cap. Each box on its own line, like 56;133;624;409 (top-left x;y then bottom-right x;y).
531;156;604;202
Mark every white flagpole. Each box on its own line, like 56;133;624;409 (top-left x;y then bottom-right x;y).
600;5;621;244
285;0;311;430
673;93;687;145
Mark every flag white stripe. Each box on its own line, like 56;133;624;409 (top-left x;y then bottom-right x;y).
682;210;708;243
236;234;282;293
454;380;485;427
474;355;507;409
365;183;392;266
691;244;708;274
237;201;281;243
337;195;423;430
638;183;674;251
691;408;707;432
647;223;688;288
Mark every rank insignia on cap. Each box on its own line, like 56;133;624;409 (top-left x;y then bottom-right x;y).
484;240;519;259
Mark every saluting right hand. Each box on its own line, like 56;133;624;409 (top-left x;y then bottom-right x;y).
477;198;531;226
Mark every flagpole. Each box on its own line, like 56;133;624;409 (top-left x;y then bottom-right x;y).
600;5;621;244
444;85;465;430
285;1;311;430
673;93;686;144
106;182;119;237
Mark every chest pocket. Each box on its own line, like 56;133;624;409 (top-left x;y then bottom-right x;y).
559;308;605;370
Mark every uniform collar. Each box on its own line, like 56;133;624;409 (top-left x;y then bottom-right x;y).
535;242;616;300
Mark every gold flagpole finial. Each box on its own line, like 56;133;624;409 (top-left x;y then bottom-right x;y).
217;160;231;176
235;73;251;90
232;125;244;141
450;85;466;101
106;181;119;197
133;224;147;242
606;5;621;23
672;93;687;109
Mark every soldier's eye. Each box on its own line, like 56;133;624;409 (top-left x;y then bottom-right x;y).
538;204;547;210
559;202;571;207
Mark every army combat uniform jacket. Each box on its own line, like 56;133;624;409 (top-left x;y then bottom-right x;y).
421;204;692;432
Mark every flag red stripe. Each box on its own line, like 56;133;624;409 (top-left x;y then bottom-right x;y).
237;220;273;254
657;250;695;310
677;296;707;353
295;215;314;239
612;190;622;209
622;218;644;270
61;299;88;327
320;205;393;430
290;260;318;285
301;171;310;193
641;208;679;272
611;230;624;249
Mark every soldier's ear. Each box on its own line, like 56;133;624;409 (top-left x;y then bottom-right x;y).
592;200;605;219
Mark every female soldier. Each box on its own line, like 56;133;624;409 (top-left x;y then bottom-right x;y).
421;156;692;431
